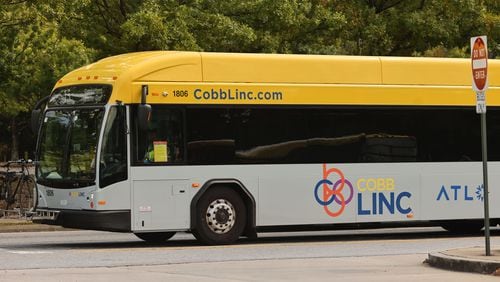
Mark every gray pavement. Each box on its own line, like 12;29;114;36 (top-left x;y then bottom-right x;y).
2;218;500;277
2;254;499;282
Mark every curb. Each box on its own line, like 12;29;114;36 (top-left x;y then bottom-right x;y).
427;251;500;275
0;224;66;233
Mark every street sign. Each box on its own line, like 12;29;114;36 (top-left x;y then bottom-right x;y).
476;91;486;114
471;36;488;114
471;36;488;92
471;35;491;256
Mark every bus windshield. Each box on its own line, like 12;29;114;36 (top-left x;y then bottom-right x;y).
37;108;104;188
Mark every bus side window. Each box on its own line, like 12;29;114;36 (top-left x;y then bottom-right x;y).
134;106;184;164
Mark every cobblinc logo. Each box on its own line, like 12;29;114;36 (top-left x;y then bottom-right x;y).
313;164;413;218
314;164;354;217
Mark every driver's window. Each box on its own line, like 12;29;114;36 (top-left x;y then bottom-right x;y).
99;106;127;188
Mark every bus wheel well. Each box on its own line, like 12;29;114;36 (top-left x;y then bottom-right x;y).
440;220;484;234
190;179;257;240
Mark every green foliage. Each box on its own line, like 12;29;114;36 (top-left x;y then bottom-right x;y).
383;0;485;55
331;1;392;55
247;0;347;54
0;4;93;114
0;1;94;159
1;0;499;159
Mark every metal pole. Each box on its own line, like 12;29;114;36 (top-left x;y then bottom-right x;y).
481;112;491;256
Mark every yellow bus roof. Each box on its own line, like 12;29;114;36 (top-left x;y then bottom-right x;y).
55;51;500;106
58;51;500;85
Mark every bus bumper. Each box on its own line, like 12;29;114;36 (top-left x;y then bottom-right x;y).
32;209;60;223
32;209;131;232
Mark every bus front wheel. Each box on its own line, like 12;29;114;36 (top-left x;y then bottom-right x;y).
135;232;176;243
193;186;246;245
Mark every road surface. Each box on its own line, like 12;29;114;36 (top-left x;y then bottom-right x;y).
0;227;498;281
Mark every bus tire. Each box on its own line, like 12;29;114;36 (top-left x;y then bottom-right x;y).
135;232;176;243
193;186;246;245
440;221;483;234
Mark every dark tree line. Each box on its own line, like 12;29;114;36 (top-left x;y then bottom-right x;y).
0;0;498;160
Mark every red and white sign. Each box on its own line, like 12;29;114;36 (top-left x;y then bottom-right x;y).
471;36;488;92
471;36;488;113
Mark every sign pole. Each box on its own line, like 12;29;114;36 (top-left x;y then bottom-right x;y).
471;35;490;256
481;110;491;256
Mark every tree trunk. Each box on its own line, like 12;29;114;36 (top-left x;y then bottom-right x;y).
10;117;19;161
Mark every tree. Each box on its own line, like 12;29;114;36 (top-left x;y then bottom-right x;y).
243;0;347;54
484;1;500;58
0;1;94;160
382;0;485;56
57;0;257;54
1;0;499;160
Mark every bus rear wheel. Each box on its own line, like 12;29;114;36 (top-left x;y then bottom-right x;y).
193;187;246;245
135;232;176;243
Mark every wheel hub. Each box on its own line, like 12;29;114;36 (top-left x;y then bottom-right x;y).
206;199;236;234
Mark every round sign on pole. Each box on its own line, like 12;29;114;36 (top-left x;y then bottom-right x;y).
471;36;488;92
471;35;491;256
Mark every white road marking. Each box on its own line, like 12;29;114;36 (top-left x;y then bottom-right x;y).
7;250;53;255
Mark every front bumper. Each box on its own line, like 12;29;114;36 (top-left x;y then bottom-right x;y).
32;209;131;232
32;209;60;222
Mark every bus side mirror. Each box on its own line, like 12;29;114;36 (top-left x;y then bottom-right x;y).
31;109;42;134
137;104;151;131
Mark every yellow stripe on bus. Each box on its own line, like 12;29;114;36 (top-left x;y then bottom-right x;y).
126;83;497;107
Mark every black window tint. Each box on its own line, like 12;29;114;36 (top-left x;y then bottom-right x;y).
186;107;492;165
100;106;127;188
132;105;184;164
186;108;235;164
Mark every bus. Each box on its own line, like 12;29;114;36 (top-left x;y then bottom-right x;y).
32;51;500;245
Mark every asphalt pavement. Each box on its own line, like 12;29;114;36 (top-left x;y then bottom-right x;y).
1;217;500;276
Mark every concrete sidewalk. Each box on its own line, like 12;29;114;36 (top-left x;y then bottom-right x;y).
0;218;65;233
428;247;500;275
